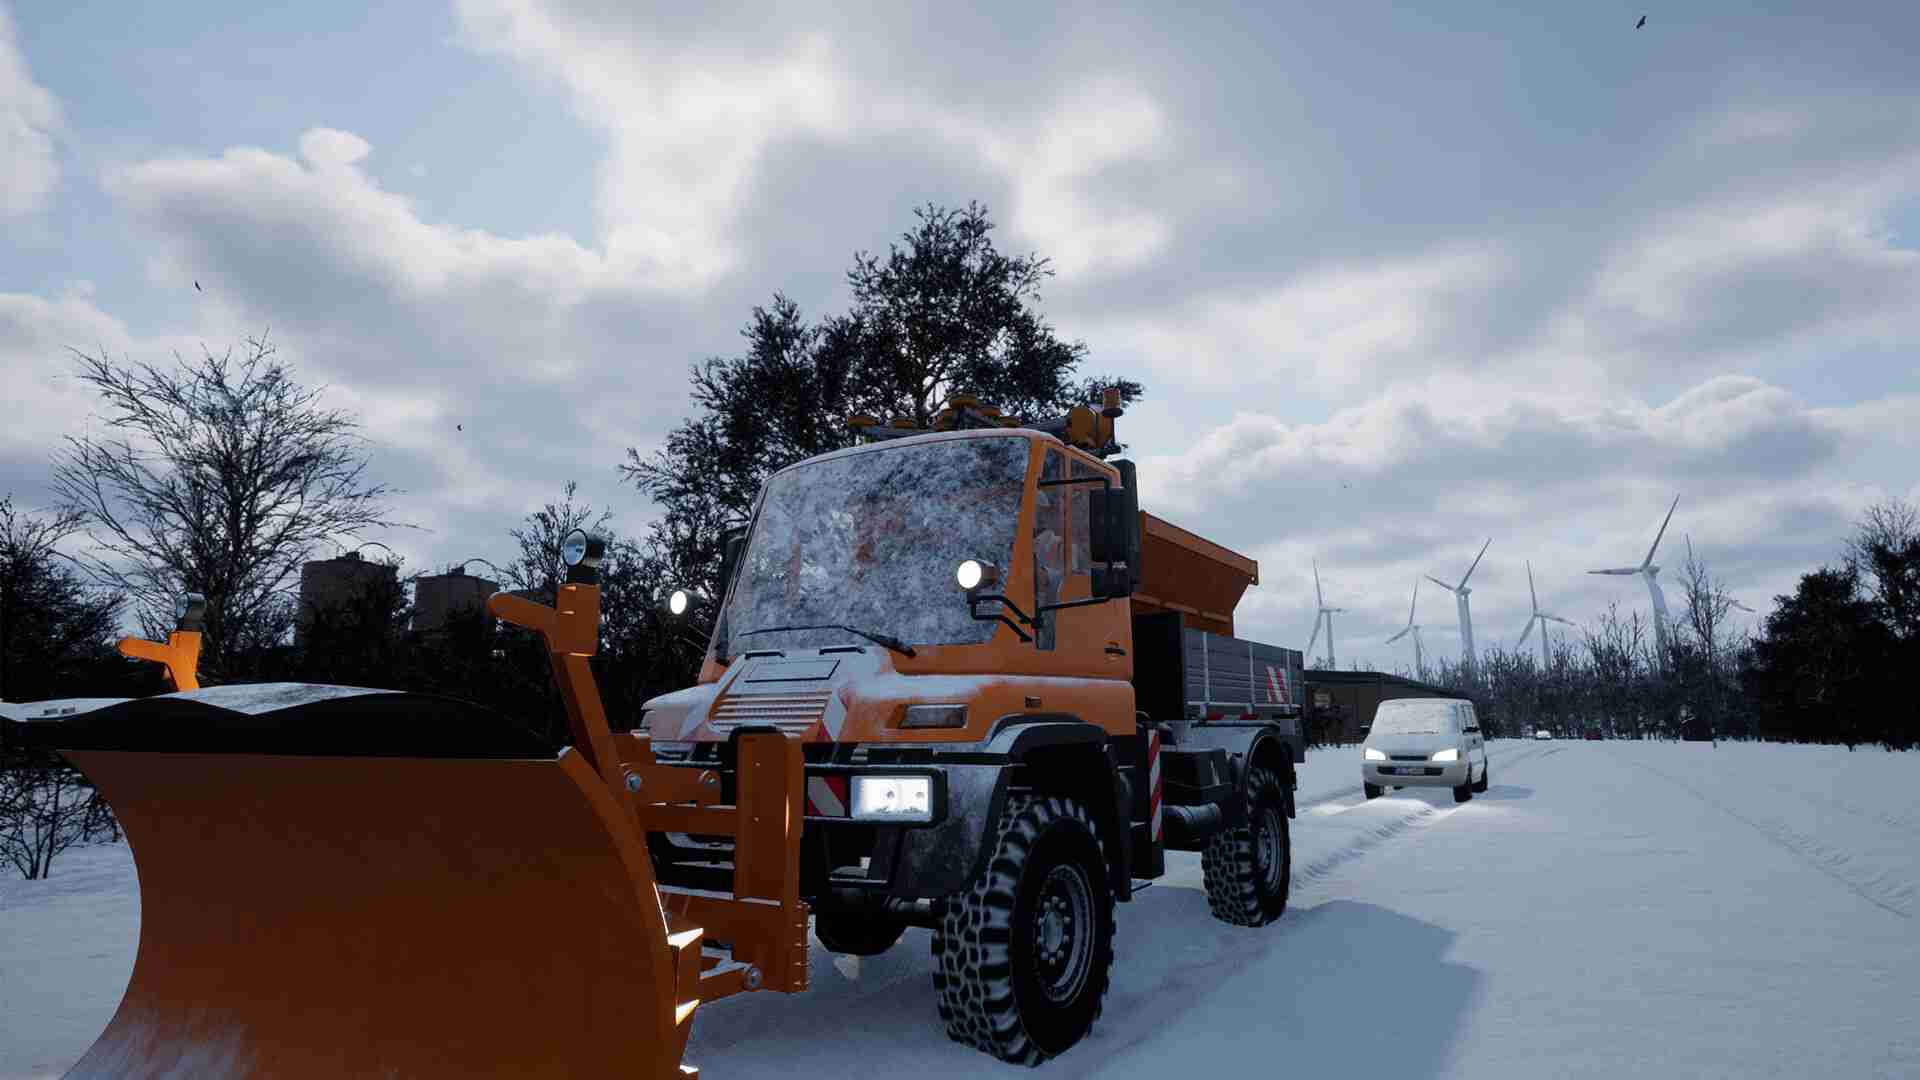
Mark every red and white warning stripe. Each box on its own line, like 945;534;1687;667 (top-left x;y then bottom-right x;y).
805;775;849;818
1265;664;1290;704
1147;727;1163;844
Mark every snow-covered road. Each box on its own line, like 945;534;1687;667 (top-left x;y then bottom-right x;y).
4;740;1915;1078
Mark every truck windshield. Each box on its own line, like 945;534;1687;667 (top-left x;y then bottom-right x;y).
1370;701;1460;736
719;435;1029;654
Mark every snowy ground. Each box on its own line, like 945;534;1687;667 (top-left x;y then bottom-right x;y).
3;739;1915;1078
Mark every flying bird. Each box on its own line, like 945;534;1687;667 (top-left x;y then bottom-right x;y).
194;281;202;291
1636;15;1647;28
456;424;464;432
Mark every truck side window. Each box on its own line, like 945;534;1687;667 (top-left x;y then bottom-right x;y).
1069;458;1095;575
1034;449;1065;651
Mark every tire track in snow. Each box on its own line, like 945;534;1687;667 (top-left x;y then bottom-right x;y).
1293;801;1459;891
1786;788;1920;833
1620;756;1914;920
1290;743;1565;889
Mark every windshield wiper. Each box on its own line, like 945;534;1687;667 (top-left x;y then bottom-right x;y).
736;623;917;658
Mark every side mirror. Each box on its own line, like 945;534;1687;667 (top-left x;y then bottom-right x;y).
1087;477;1137;600
1087;489;1125;564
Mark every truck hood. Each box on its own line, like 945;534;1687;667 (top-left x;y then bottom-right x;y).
641;650;1084;745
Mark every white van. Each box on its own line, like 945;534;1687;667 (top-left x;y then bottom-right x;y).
1361;698;1489;803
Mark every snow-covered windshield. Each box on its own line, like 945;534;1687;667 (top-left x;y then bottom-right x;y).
1370;700;1461;736
719;436;1030;654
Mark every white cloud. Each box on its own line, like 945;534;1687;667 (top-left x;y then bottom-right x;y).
1087;244;1510;391
0;4;60;215
1121;371;1893;664
1540;154;1920;372
451;1;1186;287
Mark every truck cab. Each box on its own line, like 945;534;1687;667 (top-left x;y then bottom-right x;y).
639;404;1300;1066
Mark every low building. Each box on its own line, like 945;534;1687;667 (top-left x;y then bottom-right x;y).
1302;670;1463;744
412;566;499;635
295;552;398;648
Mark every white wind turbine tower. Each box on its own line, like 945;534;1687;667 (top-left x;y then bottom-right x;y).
1426;538;1491;677
1306;560;1346;668
1516;561;1576;668
1385;577;1427;680
1589;494;1679;666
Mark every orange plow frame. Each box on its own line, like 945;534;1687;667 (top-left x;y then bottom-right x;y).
45;580;809;1079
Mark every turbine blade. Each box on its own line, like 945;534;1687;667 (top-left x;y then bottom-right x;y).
1516;617;1537;648
1307;614;1323;656
1407;578;1420;623
1386;627;1410;644
1643;494;1678;569
1589;568;1639;575
1459;537;1492;588
1527;560;1539;612
1313;559;1325;607
1730;600;1756;613
1545;614;1577;626
1424;574;1456;592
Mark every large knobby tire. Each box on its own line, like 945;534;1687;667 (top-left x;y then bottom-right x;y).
815;913;907;957
932;793;1115;1066
1472;761;1489;794
1201;766;1291;927
1453;778;1473;803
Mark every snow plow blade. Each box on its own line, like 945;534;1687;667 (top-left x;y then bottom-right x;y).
16;565;809;1079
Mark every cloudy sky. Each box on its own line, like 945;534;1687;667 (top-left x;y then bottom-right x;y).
4;1;1917;670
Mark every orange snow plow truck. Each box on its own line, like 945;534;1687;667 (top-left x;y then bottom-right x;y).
7;391;1307;1077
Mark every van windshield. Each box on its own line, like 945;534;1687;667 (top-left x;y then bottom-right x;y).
1371;701;1460;736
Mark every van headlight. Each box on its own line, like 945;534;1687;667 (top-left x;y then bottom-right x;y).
1431;748;1459;762
1363;747;1386;761
851;776;933;822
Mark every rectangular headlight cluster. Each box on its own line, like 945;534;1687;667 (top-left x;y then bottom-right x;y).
1363;747;1386;761
1430;748;1459;762
851;776;933;822
900;703;967;729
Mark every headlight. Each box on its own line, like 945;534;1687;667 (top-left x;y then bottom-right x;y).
851;776;933;822
955;559;1000;591
1363;747;1386;761
901;704;967;729
561;529;589;567
1431;748;1459;762
667;589;690;615
560;529;605;572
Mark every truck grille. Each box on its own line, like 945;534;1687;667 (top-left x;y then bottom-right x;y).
709;690;833;735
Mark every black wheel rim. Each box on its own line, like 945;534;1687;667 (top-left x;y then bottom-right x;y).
1255;807;1285;894
1033;863;1095;1004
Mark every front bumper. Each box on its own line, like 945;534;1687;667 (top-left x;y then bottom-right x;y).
648;759;1007;903
1363;759;1468;787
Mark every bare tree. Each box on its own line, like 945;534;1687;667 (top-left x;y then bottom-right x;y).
1849;497;1920;642
51;337;409;678
0;748;121;880
504;482;615;604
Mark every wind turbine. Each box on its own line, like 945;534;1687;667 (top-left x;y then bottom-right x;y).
1590;494;1678;666
1306;560;1345;668
1516;561;1576;668
1385;577;1426;680
1686;533;1760;615
1426;538;1491;677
